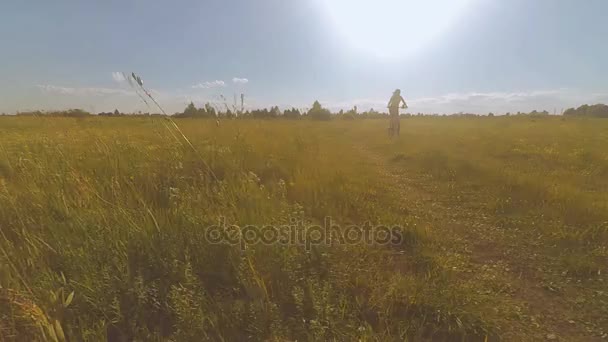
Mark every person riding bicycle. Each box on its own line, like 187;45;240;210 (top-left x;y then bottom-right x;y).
388;89;407;137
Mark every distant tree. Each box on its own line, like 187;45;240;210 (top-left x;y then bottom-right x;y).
527;109;549;117
183;102;197;117
204;103;217;118
284;107;301;119
252;108;270;119
563;104;608;118
578;104;589;116
54;109;90;117
488;112;494;117
588;104;608;118
341;108;356;120
269;106;281;118
308;101;331;120
197;106;208;117
360;108;384;119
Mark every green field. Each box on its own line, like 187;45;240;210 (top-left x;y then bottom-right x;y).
1;116;607;341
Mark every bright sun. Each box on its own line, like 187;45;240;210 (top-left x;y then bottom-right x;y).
319;0;474;58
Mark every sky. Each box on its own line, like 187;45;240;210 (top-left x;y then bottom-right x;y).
1;0;607;114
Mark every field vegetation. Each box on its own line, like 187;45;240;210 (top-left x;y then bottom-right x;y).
0;114;607;341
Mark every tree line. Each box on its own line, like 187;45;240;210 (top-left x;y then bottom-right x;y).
563;104;608;118
9;102;608;119
173;100;333;120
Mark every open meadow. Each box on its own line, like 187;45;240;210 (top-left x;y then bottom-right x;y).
0;116;607;341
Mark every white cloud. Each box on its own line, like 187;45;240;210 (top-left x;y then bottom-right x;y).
325;89;608;114
112;72;126;83
232;77;249;85
36;84;131;96
192;80;226;89
410;90;564;106
24;84;608;116
405;89;581;113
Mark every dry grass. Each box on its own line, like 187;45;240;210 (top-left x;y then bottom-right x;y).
0;115;606;341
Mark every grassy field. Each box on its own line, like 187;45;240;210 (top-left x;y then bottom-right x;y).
0;116;607;341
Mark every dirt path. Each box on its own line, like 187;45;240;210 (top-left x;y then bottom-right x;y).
358;142;605;341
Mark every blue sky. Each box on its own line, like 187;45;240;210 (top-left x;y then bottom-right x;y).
1;0;607;114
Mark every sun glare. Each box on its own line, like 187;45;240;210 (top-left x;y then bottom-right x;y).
319;0;474;59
